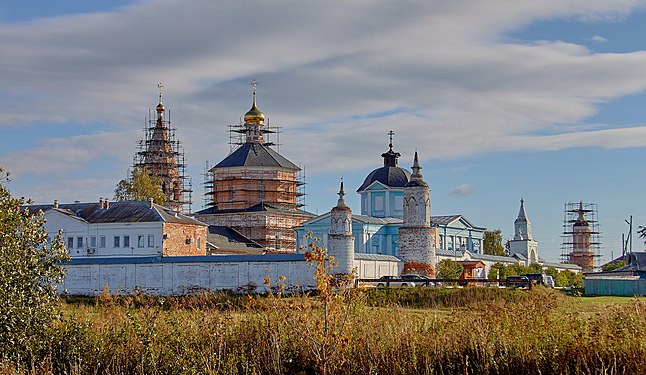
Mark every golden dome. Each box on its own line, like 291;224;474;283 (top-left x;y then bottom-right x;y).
244;103;265;124
156;102;165;113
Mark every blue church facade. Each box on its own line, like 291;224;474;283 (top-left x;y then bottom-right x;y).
295;135;485;257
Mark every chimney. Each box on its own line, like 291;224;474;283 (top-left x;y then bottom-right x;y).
99;197;104;209
148;197;154;209
54;200;59;209
105;200;110;209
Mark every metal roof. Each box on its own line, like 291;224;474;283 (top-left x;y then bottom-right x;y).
195;202;314;217
28;201;206;226
212;143;300;170
354;253;401;262
357;166;411;192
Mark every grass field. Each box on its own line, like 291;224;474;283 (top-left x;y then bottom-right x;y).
2;288;645;375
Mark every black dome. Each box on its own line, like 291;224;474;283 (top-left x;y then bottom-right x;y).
357;166;411;192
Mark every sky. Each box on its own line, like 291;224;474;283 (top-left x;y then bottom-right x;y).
1;0;646;263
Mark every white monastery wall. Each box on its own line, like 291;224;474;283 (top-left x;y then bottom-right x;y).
60;254;401;295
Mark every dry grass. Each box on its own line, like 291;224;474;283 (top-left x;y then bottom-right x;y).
3;288;646;374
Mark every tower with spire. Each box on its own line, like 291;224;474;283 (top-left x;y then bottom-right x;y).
133;83;192;213
508;199;539;264
397;152;436;273
195;81;314;252
328;181;355;275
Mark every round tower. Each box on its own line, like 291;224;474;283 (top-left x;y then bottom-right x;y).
398;152;436;274
328;181;355;275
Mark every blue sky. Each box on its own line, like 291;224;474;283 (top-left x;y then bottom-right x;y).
1;0;646;263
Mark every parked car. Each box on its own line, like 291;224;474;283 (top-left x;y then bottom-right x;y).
505;275;530;288
400;274;435;286
374;275;415;287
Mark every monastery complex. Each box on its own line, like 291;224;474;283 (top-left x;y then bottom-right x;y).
29;83;584;295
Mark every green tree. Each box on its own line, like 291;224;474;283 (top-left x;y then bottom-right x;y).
114;166;166;204
0;168;69;360
483;229;506;256
639;226;646;244
436;259;464;279
601;260;625;272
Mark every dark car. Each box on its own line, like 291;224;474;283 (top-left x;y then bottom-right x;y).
401;274;435;286
523;273;547;286
505;275;530;288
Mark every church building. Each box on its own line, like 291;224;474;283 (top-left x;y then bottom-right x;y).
194;82;315;252
295;134;485;260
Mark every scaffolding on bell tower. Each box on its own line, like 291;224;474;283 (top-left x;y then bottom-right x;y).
560;201;601;272
132;83;192;214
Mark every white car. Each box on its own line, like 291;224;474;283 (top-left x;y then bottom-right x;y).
374;275;415;287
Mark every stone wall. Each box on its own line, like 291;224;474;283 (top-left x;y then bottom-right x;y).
59;253;401;296
398;227;436;265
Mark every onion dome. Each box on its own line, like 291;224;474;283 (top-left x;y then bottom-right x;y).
244;80;265;124
244;102;265;124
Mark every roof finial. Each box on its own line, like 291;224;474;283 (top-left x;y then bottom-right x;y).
411;151;422;178
252;80;257;106
156;83;165;113
388;130;394;151
157;82;164;104
337;178;347;207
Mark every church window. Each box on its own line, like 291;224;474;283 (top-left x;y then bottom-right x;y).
113;235;120;248
148;235;154;247
90;236;96;248
230;187;236;201
67;237;74;249
123;235;130;247
138;235;144;248
258;184;265;200
374;196;384;210
99;236;106;248
77;237;83;248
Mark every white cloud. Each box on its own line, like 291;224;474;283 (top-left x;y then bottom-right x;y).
449;184;475;197
2;0;646;205
591;35;608;42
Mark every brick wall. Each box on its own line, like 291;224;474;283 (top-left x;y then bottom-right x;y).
162;222;207;256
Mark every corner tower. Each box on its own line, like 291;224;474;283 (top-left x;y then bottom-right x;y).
398;152;436;274
508;199;539;264
133;83;192;213
328;181;355;275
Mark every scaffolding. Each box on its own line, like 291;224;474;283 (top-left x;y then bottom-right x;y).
133;107;192;214
560;201;601;271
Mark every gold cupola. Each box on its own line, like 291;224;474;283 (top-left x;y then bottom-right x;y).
244;80;265;124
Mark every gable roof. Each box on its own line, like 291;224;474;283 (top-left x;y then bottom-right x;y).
26;201;206;226
212;143;300;170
